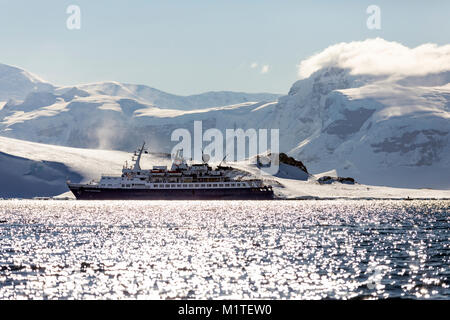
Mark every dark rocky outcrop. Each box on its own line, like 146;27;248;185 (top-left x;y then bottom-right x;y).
318;176;355;185
278;153;308;173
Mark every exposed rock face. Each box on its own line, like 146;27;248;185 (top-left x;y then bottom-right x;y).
278;153;308;173
370;129;448;166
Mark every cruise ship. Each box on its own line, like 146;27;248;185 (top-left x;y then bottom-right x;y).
67;143;274;200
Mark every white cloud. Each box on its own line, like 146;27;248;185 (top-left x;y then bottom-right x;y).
250;62;258;69
297;38;450;79
261;65;270;74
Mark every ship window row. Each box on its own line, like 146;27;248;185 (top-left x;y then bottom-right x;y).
150;183;245;188
117;183;248;188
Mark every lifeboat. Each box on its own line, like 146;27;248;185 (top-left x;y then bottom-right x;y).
151;170;165;176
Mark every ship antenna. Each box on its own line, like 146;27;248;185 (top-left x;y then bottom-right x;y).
219;154;228;167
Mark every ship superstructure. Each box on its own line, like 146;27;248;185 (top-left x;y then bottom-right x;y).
67;143;274;200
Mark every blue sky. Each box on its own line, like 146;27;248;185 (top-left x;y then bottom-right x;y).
0;0;448;95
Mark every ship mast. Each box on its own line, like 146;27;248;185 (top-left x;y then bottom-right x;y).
133;142;146;171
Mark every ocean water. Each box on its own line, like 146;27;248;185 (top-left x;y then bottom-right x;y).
0;200;448;300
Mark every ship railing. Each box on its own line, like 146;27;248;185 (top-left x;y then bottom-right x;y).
100;173;122;177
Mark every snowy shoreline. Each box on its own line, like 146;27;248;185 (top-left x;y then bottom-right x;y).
1;136;449;200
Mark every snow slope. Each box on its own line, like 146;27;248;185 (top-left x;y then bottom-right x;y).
0;152;82;199
1;136;449;199
0;136;170;198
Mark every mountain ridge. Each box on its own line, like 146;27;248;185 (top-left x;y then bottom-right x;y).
0;63;281;110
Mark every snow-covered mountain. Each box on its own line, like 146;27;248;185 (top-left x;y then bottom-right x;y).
0;64;280;150
0;38;449;190
0;63;280;112
276;67;450;189
0;63;54;102
0;86;279;150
